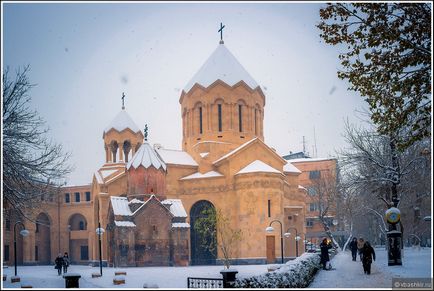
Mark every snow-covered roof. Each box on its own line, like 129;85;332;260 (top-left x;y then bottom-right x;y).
104;109;141;134
214;138;258;164
128;198;143;204
184;43;259;93
180;170;224;180
127;142;167;171
161;199;188;218
111;196;133;216
172;222;190;228
283;162;302;174
289;157;336;163
114;221;136;227
156;148;198;166
100;169;118;178
236;160;282;175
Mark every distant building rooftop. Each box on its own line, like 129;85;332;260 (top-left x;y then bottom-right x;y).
282;151;310;160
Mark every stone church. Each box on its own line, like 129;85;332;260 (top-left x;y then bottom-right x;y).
3;36;339;267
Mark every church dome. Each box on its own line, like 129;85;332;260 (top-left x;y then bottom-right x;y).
183;43;259;93
104;109;141;135
127;142;166;171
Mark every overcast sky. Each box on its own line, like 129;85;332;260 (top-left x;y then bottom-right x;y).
3;2;368;185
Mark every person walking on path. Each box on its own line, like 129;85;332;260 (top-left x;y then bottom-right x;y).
320;238;333;270
357;237;365;262
349;237;358;261
361;241;376;275
62;252;70;274
54;254;63;275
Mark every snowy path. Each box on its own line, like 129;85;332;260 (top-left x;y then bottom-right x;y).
2;248;430;288
309;247;432;288
3;263;268;288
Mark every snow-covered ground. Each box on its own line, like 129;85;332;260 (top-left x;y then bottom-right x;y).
309;247;432;288
2;263;268;288
3;247;431;289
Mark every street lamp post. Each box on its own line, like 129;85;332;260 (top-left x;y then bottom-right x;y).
265;220;284;264
284;227;299;257
13;221;29;276
96;223;105;276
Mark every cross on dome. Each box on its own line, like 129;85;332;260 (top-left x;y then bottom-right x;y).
218;22;225;44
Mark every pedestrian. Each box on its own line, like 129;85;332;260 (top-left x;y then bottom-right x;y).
320;238;332;270
357;237;365;261
361;241;376;274
54;254;63;275
349;237;358;261
63;252;70;274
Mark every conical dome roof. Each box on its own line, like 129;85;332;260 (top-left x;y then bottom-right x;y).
127;142;167;171
183;43;259;93
104;109;141;134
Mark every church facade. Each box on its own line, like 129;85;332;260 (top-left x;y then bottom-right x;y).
3;39;339;267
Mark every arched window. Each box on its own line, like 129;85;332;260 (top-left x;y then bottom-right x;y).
69;214;87;231
218;104;222;132
238;104;243;132
199;106;203;134
254;108;257;135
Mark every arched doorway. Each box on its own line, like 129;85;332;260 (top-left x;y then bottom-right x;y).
35;213;51;264
190;200;217;265
68;213;89;263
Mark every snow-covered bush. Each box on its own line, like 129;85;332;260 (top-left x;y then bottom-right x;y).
234;253;321;288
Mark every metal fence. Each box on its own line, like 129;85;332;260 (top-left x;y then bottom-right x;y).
187;277;224;288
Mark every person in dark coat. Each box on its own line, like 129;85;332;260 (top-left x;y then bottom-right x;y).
349;237;358;261
62;252;70;274
357;237;365;261
54;254;63;275
361;241;376;275
320;238;332;270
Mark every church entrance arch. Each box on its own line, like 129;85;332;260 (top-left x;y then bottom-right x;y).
190;200;217;265
68;213;89;263
35;213;51;264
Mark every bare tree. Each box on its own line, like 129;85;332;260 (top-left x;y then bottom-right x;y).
2;66;72;218
194;207;243;269
307;168;341;248
338;121;431;246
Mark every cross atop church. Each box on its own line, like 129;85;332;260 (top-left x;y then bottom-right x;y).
218;22;225;44
144;124;148;141
121;92;125;109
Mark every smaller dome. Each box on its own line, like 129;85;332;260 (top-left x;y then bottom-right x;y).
127;142;167;171
104;109;141;134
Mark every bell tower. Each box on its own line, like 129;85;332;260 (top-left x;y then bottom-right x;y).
103;93;144;163
179;34;265;157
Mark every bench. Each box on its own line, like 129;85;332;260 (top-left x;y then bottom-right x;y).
21;284;33;288
92;273;101;278
3;274;6;281
113;275;125;285
115;271;127;276
11;276;21;283
63;273;81;288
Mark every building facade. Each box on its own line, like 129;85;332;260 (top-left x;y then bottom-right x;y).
3;39;339;267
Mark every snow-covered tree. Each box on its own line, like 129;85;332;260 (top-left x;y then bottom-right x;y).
338;121;431;246
2;66;72;217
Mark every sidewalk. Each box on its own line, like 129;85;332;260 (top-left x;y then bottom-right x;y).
309;249;393;288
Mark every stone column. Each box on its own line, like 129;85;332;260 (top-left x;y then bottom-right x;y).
119;142;124;162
